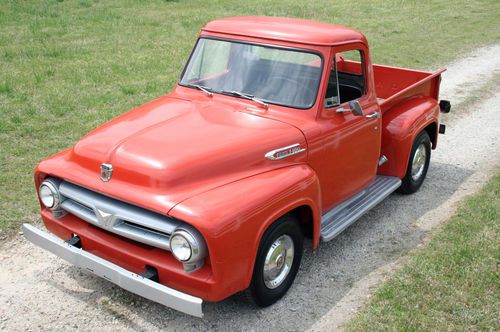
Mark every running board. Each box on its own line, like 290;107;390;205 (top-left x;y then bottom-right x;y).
320;176;401;242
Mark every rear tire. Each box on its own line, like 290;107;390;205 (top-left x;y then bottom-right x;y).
247;215;303;307
398;130;431;194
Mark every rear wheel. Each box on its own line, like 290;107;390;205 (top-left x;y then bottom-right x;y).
398;131;431;194
247;215;303;307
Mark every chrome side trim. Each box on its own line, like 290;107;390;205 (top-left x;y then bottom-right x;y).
22;224;203;317
58;181;181;250
320;175;401;241
265;143;306;160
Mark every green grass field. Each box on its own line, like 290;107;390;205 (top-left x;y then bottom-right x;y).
345;173;500;331
0;0;499;235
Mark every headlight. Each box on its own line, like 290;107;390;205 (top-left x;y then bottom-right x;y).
169;227;207;272
170;232;192;262
39;179;61;210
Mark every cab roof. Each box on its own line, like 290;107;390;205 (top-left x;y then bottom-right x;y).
202;16;367;47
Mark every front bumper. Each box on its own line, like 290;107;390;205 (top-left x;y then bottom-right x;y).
22;224;203;317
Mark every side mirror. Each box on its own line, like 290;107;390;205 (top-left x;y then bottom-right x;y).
349;100;364;116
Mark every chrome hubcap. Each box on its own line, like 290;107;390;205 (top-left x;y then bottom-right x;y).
411;144;427;181
263;235;294;289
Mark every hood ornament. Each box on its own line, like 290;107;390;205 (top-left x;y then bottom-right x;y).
100;163;113;182
265;143;306;160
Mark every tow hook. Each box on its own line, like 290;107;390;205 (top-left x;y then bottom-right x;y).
65;235;82;248
139;266;159;282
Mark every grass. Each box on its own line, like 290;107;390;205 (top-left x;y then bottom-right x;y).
345;173;500;331
0;0;499;235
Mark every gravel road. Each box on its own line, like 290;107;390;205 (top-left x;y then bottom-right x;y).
1;45;499;331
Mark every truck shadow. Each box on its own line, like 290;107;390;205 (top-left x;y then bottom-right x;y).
58;161;472;331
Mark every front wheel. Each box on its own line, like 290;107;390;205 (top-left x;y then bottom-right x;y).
247;215;303;307
398;130;431;194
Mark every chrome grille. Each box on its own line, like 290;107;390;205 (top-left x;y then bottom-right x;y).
57;181;181;250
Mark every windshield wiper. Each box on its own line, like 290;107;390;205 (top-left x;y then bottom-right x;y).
185;83;213;97
220;90;269;109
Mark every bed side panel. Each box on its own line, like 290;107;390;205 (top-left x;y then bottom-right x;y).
375;65;444;113
373;64;431;100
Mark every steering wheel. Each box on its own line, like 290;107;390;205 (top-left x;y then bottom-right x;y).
257;76;316;104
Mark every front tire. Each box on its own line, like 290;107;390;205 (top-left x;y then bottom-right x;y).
398;130;431;194
248;215;304;307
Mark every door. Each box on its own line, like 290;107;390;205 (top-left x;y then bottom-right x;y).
317;45;381;212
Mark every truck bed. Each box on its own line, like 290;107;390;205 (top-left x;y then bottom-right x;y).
373;64;445;113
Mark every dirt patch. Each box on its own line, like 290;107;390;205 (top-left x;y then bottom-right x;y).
438;44;500;106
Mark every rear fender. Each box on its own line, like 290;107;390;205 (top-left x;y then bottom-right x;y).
168;164;321;299
378;97;439;178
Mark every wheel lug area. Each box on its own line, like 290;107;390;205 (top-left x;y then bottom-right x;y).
275;253;285;270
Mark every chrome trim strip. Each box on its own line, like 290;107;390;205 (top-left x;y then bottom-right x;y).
58;181;181;250
22;224;203;317
265;143;306;160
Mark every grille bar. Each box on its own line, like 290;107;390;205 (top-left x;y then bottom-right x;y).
57;181;180;250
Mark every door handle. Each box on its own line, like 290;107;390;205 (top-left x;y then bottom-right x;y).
365;112;380;119
336;107;350;113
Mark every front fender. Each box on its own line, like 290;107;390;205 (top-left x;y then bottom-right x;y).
378;96;439;178
168;164;321;300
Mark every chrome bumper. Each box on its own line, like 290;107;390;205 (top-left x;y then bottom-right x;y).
22;224;203;317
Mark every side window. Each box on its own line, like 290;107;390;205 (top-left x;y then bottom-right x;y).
325;49;365;108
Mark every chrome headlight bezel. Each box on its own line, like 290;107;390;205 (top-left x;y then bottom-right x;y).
39;179;61;210
169;227;207;272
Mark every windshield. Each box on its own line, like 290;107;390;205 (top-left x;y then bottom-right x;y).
180;38;323;109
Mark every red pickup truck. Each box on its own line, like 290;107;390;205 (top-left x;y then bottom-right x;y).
23;17;450;317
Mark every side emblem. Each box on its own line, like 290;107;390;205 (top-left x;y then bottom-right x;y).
265;143;306;160
100;163;113;182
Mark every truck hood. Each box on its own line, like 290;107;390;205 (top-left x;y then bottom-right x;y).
45;95;307;213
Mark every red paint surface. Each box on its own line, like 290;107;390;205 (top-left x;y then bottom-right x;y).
35;17;443;302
